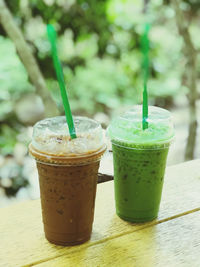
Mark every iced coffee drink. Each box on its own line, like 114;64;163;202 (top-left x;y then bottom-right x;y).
29;116;106;246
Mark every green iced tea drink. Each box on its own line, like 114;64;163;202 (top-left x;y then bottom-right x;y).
107;106;174;222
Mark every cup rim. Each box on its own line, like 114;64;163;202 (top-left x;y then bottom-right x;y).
29;143;107;166
111;139;173;150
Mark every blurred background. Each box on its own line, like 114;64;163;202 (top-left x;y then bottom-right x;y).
0;0;200;207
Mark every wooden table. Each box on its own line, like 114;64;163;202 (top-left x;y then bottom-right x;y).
1;159;200;267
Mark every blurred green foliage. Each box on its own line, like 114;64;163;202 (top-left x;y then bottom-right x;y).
0;37;33;121
0;0;200;197
2;0;200;125
0;36;33;157
2;0;197;121
0;160;29;197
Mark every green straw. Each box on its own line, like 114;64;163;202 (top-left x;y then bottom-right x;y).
141;23;150;130
47;24;77;139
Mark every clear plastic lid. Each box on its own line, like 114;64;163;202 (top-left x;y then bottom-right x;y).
29;116;106;164
107;105;174;147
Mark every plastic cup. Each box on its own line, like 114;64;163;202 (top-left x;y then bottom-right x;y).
107;106;174;222
29;116;106;246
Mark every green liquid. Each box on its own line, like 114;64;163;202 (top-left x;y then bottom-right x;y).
112;142;169;222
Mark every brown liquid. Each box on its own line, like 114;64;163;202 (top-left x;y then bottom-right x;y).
29;145;106;246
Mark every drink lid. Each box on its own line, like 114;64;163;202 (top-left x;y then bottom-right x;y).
29;116;106;165
107;105;174;147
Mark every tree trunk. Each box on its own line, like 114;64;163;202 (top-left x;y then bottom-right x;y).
186;105;197;160
0;0;59;117
143;0;150;13
171;0;198;160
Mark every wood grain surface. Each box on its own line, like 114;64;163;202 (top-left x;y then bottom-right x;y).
1;159;200;267
34;211;200;267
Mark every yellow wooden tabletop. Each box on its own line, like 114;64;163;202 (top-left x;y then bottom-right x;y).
1;159;200;267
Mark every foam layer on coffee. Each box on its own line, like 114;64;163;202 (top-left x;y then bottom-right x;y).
31;116;104;156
